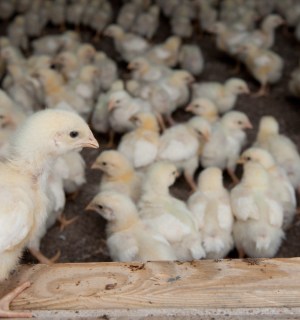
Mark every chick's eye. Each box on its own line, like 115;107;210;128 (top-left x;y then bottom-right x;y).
237;121;243;125
172;171;177;175
102;162;107;166
0;115;4;119
97;205;103;210
246;156;251;161
70;131;79;138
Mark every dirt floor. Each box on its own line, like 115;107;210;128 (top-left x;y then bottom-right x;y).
15;2;300;263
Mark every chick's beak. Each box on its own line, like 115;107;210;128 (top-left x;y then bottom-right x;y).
237;157;246;165
243;87;250;94
85;202;95;212
185;104;193;112
127;63;135;70
82;133;99;149
108;100;115;111
91;160;100;170
202;131;211;141
244;121;253;129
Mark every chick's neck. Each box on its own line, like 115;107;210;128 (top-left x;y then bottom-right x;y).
109;210;140;234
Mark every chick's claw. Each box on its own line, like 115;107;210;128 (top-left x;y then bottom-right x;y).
0;281;32;318
29;248;61;264
58;214;79;231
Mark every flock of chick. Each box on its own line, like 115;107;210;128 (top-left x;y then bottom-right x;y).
1;0;300;315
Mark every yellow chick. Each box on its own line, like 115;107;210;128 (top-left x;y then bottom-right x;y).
86;191;177;261
238;43;284;96
92;150;142;203
254;116;300;195
118;112;160;169
231;161;284;258
53;51;80;81
178;44;204;76
104;24;150;62
0;109;98;317
239;148;297;230
185;98;220;123
138;161;206;261
159;117;211;191
192;78;250;113
144;35;182;67
188;167;234;259
76;43;96;67
201;111;252;184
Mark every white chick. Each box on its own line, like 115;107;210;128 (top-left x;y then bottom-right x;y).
132;5;160;39
92;150;142;203
91;80;124;134
201;111;252;184
231;161;284;258
117;2;141;31
178;44;204;76
158;117;211;191
66;0;88;31
144;35;182;67
7;15;28;51
49;0;66;30
76;44;96;67
118;112;160;169
0;0;16;20
239;148;296;230
90;2;113;41
0;109;98;317
86;191;177;261
288;65;300;98
94;52;118;91
171;15;193;38
254;116;300;194
192;78;250;113
104;24;150;62
185;98;220;123
238;43;284;96
188;167;234;259
138;161;206;261
54;51;80;81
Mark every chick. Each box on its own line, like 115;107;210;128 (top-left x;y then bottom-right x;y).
171;15;193;39
94;52;118;91
104;24;150;62
54;51;80;81
201;111;252;184
192;78;250;113
138;161;205;261
86;191;176;261
118;112;160;169
49;0;66;30
178;44;204;76
117;2;141;31
288;64;300;98
90;2;113;42
254;116;300;194
7;15;28;51
0;109;98;317
188;167;234;259
239;148;296;230
132;5;160;39
144;35;182;67
66;0;88;31
92;150;142;203
231;161;284;258
238;44;284;96
185;98;220;123
159;117;211;191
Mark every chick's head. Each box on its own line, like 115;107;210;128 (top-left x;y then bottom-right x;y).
197;167;223;191
241;161;270;188
127;57;150;72
12;109;98;158
104;24;124;39
263;14;284;29
91;150;133;177
107;91;130;111
226;78;250;95
172;70;194;86
145;161;179;190
77;44;96;63
86;191;137;221
221;111;252;130
185;98;218;117
188;116;211;141
258;116;279;136
165;36;182;50
239;147;275;169
130;112;159;131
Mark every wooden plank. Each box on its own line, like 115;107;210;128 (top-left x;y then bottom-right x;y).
1;259;300;319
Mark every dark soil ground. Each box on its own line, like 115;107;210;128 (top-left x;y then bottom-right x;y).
12;2;300;263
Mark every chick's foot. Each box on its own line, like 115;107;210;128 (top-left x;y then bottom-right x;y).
29;247;61;264
0;282;32;318
58;213;79;231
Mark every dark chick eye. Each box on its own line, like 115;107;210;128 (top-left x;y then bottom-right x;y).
0;115;4;119
102;162;107;166
247;157;251;161
70;131;79;138
116;100;120;103
97;204;103;210
172;171;177;175
238;121;243;125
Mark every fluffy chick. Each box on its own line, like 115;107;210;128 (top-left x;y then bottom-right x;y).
231;161;284;258
0;109;98;318
118;112;160;169
188;167;234;259
185;98;220;123
201;111;252;184
254;116;300;194
238;43;284;96
159;117;211;191
239;148;296;230
92;150;142;203
192;78;249;113
138;161;205;261
178;44;204;76
86;191;176;261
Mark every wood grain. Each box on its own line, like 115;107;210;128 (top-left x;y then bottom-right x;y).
1;259;300;319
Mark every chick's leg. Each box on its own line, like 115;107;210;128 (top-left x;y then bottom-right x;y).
252;84;269;97
58;213;79;231
0;282;32;318
227;168;239;185
237;247;245;259
155;112;166;131
165;114;176;127
184;171;197;192
102;130;115;148
29;247;61;265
